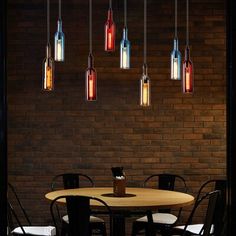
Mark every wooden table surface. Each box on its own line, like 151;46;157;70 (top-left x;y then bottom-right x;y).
45;187;194;210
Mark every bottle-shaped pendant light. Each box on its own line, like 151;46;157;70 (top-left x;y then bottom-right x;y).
54;0;65;61
183;0;193;93
171;0;181;80
86;0;97;101
120;0;130;69
140;0;150;107
42;0;54;91
105;0;116;51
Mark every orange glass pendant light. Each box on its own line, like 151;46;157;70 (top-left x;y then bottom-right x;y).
140;0;150;107
183;0;193;93
86;0;97;101
105;0;116;51
42;0;54;91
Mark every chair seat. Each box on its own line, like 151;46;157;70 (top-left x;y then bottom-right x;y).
174;224;214;235
136;213;178;225
12;226;56;236
62;214;105;223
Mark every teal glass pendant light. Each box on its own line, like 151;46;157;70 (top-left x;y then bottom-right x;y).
170;0;181;80
54;0;65;61
183;0;194;93
42;0;54;91
120;0;130;69
140;0;150;107
85;0;97;101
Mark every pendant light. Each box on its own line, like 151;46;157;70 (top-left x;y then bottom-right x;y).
105;0;116;52
54;0;65;61
42;0;54;91
120;0;130;69
86;0;97;101
183;0;193;93
140;0;150;107
170;0;181;80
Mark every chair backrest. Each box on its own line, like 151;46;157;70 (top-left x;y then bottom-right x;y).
196;179;227;236
50;195;113;236
7;183;31;235
183;190;220;236
51;173;94;191
143;174;187;214
143;174;187;192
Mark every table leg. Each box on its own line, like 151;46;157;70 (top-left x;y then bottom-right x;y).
113;213;126;236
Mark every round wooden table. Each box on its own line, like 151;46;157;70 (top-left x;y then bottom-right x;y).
45;187;194;236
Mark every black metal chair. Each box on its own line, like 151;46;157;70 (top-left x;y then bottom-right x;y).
50;195;113;236
173;179;226;236
51;173;107;236
8;183;56;236
132;174;187;236
171;190;221;236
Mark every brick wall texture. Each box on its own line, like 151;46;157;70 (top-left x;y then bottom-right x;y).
7;0;226;234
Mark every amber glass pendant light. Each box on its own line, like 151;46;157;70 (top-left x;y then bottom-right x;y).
42;0;54;91
183;0;193;93
54;0;65;61
171;0;181;80
105;0;116;52
120;0;130;69
140;0;150;107
86;0;97;101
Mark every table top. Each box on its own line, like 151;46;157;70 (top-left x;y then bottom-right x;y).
45;187;194;210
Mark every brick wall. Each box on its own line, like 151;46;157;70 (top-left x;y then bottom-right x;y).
7;0;226;233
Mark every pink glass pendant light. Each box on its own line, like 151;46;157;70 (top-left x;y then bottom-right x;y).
105;0;116;51
183;0;194;93
86;0;97;101
42;0;54;91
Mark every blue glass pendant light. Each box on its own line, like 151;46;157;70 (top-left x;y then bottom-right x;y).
120;0;130;69
140;0;150;107
54;0;65;61
170;0;181;80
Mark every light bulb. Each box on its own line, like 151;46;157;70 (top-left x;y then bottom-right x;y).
120;27;130;69
86;54;97;101
140;64;150;106
42;44;54;91
105;8;116;51
54;20;65;61
171;38;181;80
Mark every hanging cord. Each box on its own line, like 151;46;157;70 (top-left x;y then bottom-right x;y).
47;0;50;44
186;0;189;45
109;0;112;9
124;0;127;27
144;0;147;65
59;0;61;20
89;0;92;53
175;0;177;38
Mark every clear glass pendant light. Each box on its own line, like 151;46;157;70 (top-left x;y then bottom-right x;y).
54;0;65;62
140;0;150;107
183;0;194;93
171;0;181;80
86;0;97;101
120;0;130;69
42;0;54;91
105;0;116;52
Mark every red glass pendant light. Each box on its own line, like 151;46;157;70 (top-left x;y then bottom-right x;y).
105;0;115;52
86;0;97;101
183;0;194;94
